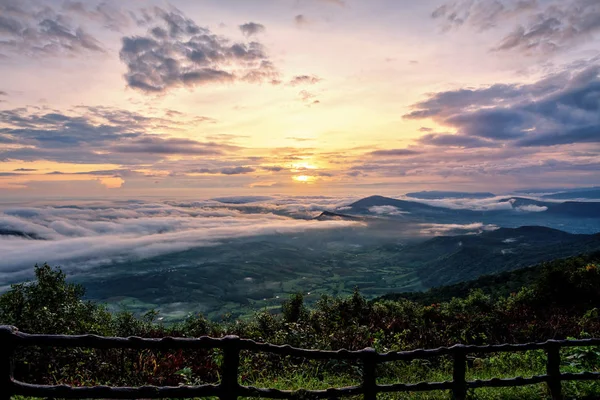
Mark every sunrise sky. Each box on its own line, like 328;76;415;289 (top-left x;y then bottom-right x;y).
0;0;599;198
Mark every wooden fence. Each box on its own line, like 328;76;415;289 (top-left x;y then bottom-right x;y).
1;325;599;400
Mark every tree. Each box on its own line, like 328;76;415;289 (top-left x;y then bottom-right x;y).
0;264;112;335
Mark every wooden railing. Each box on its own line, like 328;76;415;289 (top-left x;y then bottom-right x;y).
1;325;599;399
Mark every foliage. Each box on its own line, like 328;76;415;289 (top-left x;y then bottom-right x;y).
1;255;600;398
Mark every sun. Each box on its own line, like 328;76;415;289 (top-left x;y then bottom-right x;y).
293;175;316;183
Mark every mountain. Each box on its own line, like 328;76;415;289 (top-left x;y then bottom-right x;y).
335;195;600;234
313;211;365;222
345;195;480;220
499;197;600;218
405;191;495;199
396;226;600;287
542;189;600;200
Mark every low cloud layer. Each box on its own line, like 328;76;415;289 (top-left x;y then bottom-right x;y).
0;197;361;281
419;222;499;236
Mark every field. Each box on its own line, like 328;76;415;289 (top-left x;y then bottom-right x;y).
78;227;424;321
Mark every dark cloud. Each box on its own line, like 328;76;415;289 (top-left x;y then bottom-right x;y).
261;166;285;172
111;137;225;156
369;149;421;157
192;166;255;175
407;64;600;148
221;166;255;175
418;133;498;148
494;0;600;54
0;106;235;164
0;91;7;96
294;15;309;26
239;22;265;37
13;168;37;172
120;7;280;93
432;0;537;32
0;0;109;57
289;75;322;86
61;1;132;32
433;0;600;55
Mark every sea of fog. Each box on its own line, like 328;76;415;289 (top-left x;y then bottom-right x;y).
0;193;587;320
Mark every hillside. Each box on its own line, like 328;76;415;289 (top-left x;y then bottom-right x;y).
401;226;600;287
376;251;600;305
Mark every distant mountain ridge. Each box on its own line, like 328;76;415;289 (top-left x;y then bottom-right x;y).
334;195;600;234
542;189;600;200
406;191;495;199
499;197;600;218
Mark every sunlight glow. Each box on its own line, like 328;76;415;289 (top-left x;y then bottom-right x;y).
291;162;317;171
293;175;316;183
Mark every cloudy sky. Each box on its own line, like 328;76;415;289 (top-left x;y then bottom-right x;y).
1;0;599;198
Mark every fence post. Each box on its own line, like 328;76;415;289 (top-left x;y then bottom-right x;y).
362;347;377;400
452;345;467;400
0;326;16;400
546;341;562;400
220;335;240;400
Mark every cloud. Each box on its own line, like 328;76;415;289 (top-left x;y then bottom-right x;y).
493;0;600;55
120;7;280;93
220;166;255;175
318;0;345;6
406;63;600;148
419;222;499;236
418;133;497;148
0;0;111;57
432;0;537;32
517;204;548;212
0;91;7;96
289;75;322;86
261;165;286;172
294;15;310;27
298;90;317;102
239;22;265;37
13;168;37;172
0;106;233;165
191;166;255;175
369;149;421;157
111;137;226;156
368;205;409;216
0;198;361;280
62;1;132;32
433;0;600;55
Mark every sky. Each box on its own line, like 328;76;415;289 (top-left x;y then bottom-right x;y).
1;0;600;198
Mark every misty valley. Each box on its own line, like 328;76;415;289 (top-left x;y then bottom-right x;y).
2;192;600;321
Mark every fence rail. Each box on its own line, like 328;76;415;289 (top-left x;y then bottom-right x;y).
1;325;599;399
